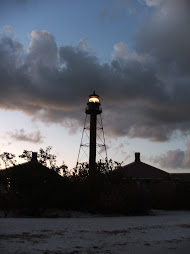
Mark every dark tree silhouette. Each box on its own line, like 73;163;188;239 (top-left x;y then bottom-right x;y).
0;152;17;168
19;146;68;175
74;158;123;178
19;150;32;161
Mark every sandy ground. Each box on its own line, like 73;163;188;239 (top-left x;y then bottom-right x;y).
0;210;190;254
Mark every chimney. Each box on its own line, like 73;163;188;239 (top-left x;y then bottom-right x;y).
135;152;141;162
31;152;38;163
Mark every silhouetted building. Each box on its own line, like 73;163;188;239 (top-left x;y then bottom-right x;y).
115;152;170;180
170;173;190;182
0;152;63;199
112;152;190;210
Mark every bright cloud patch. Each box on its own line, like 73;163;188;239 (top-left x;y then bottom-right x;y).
153;141;190;169
8;129;44;144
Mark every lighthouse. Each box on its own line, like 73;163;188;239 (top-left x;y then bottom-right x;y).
76;92;107;175
86;92;102;174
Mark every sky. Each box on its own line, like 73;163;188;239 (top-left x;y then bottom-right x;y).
0;0;190;172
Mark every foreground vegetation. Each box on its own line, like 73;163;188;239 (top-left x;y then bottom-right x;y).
0;148;190;217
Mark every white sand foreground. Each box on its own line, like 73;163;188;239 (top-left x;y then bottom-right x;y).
0;210;190;254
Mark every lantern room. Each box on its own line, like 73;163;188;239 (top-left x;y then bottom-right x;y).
86;91;102;114
88;91;100;103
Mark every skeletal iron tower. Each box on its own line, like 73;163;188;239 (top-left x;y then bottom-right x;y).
76;92;107;175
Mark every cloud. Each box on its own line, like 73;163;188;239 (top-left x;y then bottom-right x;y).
2;25;14;36
8;129;44;143
27;30;58;69
78;38;94;54
0;0;190;142
141;0;164;7
112;42;148;63
135;0;190;75
153;141;190;169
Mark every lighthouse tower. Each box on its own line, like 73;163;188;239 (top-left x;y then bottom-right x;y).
76;92;107;175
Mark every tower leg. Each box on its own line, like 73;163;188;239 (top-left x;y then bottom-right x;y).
89;112;97;175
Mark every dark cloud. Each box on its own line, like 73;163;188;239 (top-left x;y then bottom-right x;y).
8;129;44;144
153;141;190;169
135;0;190;75
0;0;190;142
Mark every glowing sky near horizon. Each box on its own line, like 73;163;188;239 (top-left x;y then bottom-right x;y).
0;0;190;173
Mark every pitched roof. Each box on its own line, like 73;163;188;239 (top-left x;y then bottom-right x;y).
0;160;63;182
114;153;169;179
